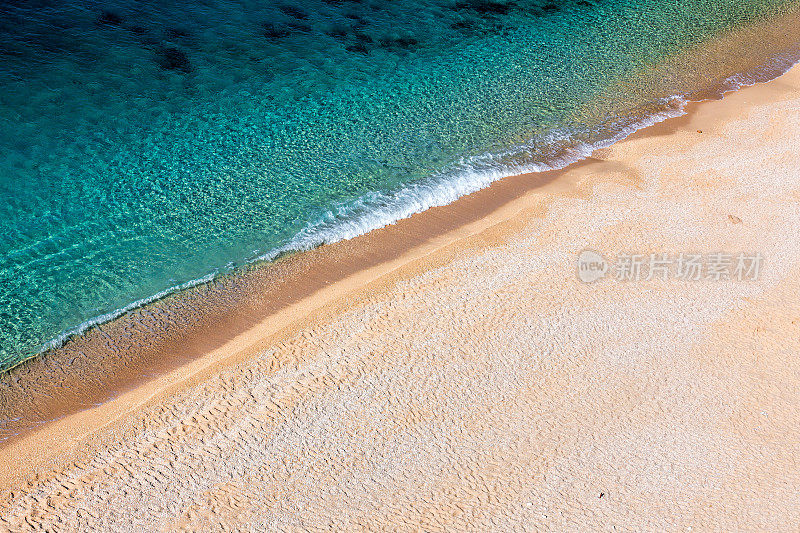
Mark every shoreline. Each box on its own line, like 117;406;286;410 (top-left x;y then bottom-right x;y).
0;110;710;447
2;30;800;528
5;7;800;379
2;57;800;492
3;22;800;448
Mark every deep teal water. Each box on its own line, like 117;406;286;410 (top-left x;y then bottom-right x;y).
0;0;798;371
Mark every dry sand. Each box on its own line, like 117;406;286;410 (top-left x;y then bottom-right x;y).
2;64;800;531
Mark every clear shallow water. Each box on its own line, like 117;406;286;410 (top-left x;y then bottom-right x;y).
0;0;798;371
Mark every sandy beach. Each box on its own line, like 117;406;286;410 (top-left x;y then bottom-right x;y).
2;58;800;531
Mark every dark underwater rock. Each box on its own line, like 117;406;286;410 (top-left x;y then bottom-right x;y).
165;28;190;39
97;11;123;26
395;37;419;48
263;23;292;39
377;35;420;53
344;13;367;23
346;42;369;54
156;47;192;72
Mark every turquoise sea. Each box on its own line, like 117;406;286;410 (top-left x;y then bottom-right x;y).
1;0;799;371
